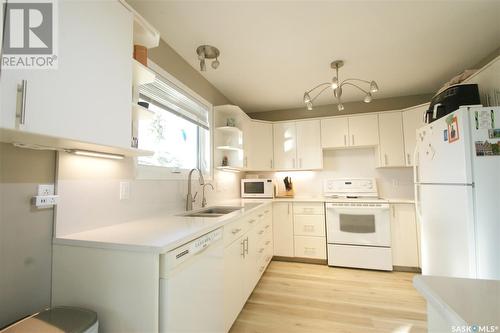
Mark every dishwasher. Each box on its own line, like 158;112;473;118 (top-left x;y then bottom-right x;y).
159;227;224;333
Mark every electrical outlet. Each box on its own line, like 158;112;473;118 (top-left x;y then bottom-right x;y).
120;182;130;200
38;184;54;196
32;195;59;208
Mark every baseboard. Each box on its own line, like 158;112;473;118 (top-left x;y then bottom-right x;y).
272;256;327;265
393;265;422;273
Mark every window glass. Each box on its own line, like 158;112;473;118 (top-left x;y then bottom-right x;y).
138;102;199;169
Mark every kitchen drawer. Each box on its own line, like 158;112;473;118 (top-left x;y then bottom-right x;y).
244;213;260;229
293;215;325;237
294;236;327;259
293;202;324;215
328;244;393;271
224;219;249;246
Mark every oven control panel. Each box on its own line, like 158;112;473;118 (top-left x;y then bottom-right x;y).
323;178;378;197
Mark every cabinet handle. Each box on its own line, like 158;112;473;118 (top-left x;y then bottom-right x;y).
259;247;265;253
231;228;242;235
248;219;256;224
264;210;270;214
344;135;347;146
384;154;388;166
258;214;263;218
240;240;245;257
406;153;411;165
265;240;271;246
287;204;290;215
292;158;296;168
244;237;249;255
351;135;355;145
18;80;28;125
270;159;273;169
265;224;270;229
244;157;248;167
258;230;265;235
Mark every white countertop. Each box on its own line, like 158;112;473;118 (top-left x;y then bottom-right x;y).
54;200;271;254
413;275;500;327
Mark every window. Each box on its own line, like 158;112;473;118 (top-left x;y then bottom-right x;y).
136;62;212;178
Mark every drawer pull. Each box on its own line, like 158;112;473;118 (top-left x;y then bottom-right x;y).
303;225;315;232
258;230;265;235
259;265;265;272
231;228;242;235
264;210;270;214
258;214;263;218
304;247;316;254
265;241;271;246
265;224;270;229
259;247;265;253
248;219;256;224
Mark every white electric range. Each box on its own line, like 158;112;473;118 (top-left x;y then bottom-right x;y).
324;178;393;271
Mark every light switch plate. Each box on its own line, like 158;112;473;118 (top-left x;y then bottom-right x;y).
120;182;130;200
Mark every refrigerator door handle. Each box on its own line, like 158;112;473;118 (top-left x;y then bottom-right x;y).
413;145;423;223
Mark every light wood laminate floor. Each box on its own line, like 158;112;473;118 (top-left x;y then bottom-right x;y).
230;261;427;333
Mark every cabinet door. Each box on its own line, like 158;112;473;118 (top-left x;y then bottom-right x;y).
223;238;245;332
272;202;294;257
321;117;349;148
1;1;133;148
378;112;406;167
296;120;322;169
390;204;419;267
246;121;274;170
403;104;428;166
348;114;379;147
273;122;296;170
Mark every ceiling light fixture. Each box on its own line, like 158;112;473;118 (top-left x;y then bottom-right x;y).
303;60;379;111
196;45;220;72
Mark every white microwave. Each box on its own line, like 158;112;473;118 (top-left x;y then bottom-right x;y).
241;179;274;198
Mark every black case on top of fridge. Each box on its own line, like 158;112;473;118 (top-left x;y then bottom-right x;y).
425;84;480;123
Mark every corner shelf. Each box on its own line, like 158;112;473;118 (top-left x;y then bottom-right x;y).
216;145;243;151
215;126;243;135
216;166;245;172
132;59;155;86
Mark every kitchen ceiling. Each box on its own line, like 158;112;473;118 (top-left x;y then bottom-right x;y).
128;1;500;113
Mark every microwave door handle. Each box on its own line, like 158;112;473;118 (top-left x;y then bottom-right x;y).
432;103;442;119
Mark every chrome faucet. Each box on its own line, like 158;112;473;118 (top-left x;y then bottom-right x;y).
186;168;205;211
201;183;214;208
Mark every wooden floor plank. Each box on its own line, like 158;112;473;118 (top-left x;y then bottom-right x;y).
229;261;427;333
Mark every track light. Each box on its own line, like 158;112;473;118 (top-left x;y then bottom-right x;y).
364;93;372;103
306;102;313;111
337;103;344;111
370;81;379;93
196;45;220;71
303;92;312;104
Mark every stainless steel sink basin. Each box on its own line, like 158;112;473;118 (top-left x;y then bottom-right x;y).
179;206;243;218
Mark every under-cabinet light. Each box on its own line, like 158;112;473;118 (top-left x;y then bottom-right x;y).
68;149;124;160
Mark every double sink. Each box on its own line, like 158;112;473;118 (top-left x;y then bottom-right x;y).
180;206;243;218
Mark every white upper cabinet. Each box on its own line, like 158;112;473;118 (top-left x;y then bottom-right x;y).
378;112;406;167
245;121;274;170
296;120;322;169
321;117;349;149
273;122;297;170
1;1;133;149
273;120;322;170
348;114;379;147
402;104;428;166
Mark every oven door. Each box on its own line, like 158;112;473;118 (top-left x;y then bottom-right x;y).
326;203;391;247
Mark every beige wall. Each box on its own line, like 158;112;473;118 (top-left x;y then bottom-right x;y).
0;143;56;327
149;39;231;106
248;93;433;121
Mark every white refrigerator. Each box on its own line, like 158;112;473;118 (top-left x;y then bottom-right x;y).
415;106;500;280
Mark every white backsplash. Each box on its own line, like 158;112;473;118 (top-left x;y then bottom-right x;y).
55;152;241;236
251;148;415;199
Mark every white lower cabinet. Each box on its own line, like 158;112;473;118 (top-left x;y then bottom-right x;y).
223;205;273;332
273;202;327;260
272;202;294;256
390;203;420;268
